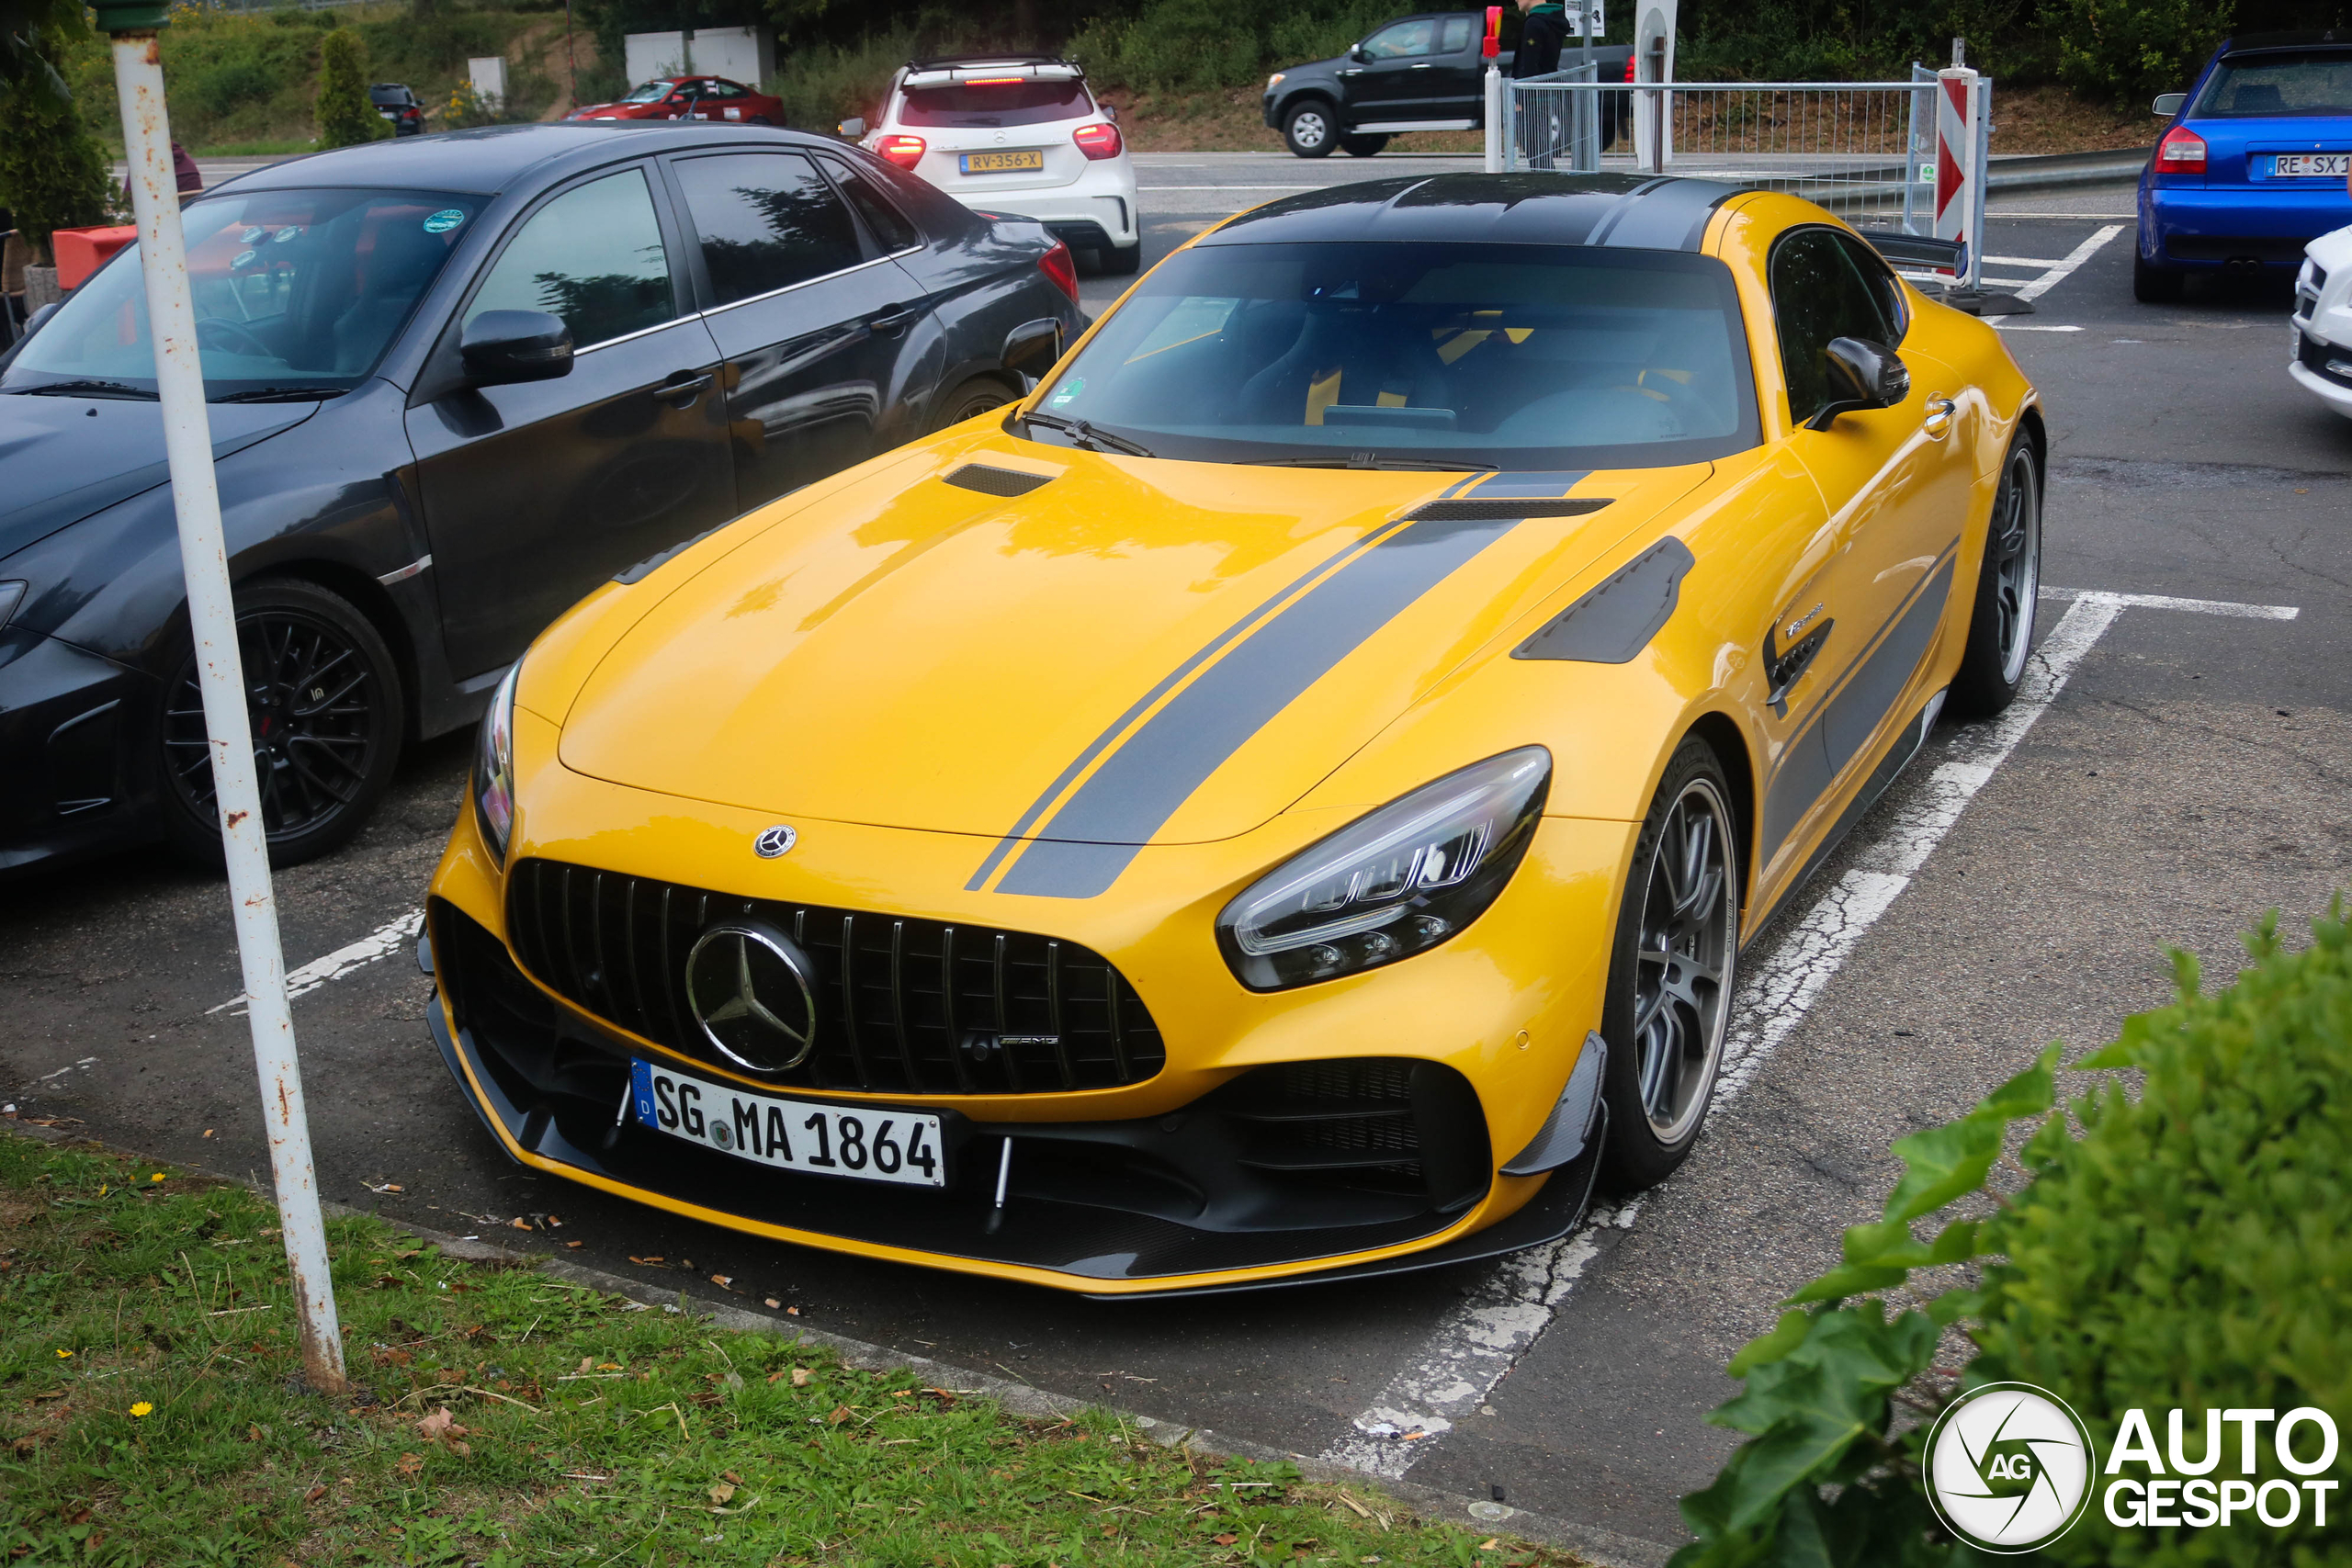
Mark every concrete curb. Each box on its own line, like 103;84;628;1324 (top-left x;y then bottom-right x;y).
3;1118;1681;1568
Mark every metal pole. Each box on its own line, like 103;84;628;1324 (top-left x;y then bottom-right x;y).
103;25;348;1395
564;0;578;111
1485;62;1505;172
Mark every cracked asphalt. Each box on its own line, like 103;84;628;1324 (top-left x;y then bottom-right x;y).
7;176;2350;1562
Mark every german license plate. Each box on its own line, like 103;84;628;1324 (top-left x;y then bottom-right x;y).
959;149;1044;175
629;1060;945;1188
2271;152;2351;178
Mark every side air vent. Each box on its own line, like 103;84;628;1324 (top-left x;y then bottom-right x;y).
1407;497;1611;523
1514;536;1696;663
1212;1057;1489;1211
944;463;1055;498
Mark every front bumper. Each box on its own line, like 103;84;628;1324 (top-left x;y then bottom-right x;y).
2145;182;2352;267
2291;329;2352;416
0;628;156;877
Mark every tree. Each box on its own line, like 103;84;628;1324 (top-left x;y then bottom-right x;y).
0;0;87;106
0;24;112;263
313;26;386;149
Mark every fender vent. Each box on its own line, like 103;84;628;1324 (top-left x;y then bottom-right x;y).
1406;497;1611;523
944;463;1055;498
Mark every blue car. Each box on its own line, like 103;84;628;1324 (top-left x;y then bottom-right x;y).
2137;30;2352;301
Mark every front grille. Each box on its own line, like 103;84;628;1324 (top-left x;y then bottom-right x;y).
504;860;1165;1095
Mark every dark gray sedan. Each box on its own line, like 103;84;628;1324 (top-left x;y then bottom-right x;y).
0;123;1081;876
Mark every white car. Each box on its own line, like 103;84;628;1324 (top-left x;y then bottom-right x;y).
845;56;1141;276
2292;224;2352;420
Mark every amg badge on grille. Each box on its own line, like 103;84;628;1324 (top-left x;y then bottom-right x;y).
684;922;820;1073
753;824;797;858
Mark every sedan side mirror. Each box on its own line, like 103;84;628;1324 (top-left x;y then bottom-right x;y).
2152;92;2188;118
1807;336;1908;430
1001;316;1064;380
838;116;865;138
461;310;573;387
1350;46;1373;62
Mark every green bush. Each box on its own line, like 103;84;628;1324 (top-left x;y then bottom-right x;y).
0;27;115;261
314;25;387;148
2055;0;2232;104
1673;901;2352;1566
1066;0;1399;96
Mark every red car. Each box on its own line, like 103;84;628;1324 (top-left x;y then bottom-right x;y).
568;75;785;126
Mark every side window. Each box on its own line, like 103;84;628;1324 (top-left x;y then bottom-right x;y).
1363;19;1437;58
707;80;745;99
673;151;865;306
820;157;922;253
1440;15;1474;52
1769;228;1896;427
468;168;676;348
1833;233;1907;344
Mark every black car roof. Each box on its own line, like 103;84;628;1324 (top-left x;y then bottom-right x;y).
217;122;822;197
1201;173;1745;253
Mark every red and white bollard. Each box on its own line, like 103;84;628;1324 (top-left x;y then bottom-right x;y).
1934;55;1985;292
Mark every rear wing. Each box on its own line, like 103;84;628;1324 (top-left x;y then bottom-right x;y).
902;60;1084;89
1855;230;1966;276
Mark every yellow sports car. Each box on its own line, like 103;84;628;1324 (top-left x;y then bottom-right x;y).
424;174;2041;1296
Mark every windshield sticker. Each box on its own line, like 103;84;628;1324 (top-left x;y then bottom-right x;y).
1047;377;1083;407
423;209;467;234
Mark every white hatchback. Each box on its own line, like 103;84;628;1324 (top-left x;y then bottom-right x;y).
845;57;1141;276
2292;224;2352;420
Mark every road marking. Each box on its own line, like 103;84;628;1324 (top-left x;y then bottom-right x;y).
1322;584;2300;1483
1984;211;2136;219
2013;224;2123;303
209;908;424;1015
1984;255;2067;267
1994;323;2085;332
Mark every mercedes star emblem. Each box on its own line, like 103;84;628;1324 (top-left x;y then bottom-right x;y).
684;921;820;1074
754;824;797;858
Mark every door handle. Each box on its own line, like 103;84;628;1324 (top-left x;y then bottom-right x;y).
1923;395;1957;437
653;371;714;404
866;304;922;335
1410;61;1434;67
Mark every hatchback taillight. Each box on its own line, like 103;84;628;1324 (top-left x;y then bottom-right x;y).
2156;124;2207;175
878;134;927;170
1038;239;1079;301
1073;121;1123;160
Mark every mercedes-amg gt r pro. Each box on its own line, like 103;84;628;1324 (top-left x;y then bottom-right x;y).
423;174;2044;1296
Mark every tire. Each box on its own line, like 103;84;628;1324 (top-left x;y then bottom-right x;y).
928;374;1020;433
1598;738;1740;1190
158;578;404;872
1283;100;1338;158
1946;434;2043;718
2133;251;2184;303
1096;241;1142;276
1340;133;1389;157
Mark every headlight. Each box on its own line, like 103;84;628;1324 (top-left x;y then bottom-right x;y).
1267;72;1285;89
0;581;25;633
1216;748;1551;990
473;661;520;863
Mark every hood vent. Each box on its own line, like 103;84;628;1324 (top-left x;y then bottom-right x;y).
944;463;1056;498
1405;497;1611;523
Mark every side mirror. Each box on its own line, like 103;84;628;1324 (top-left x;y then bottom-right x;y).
1351;46;1374;62
2152;92;2187;118
1001;316;1064;379
838;116;865;138
18;301;61;344
460;309;573;387
1102;103;1117;121
1806;336;1908;431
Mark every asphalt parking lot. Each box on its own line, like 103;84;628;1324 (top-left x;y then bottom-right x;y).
14;160;2352;1563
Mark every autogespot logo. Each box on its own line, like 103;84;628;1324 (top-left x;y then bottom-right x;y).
1924;1382;2098;1552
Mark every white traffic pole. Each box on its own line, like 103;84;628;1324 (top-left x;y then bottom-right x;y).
101;19;347;1394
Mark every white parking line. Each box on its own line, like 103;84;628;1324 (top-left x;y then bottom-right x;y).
2013;224;2124;303
209;908;423;1016
1321;584;2300;1483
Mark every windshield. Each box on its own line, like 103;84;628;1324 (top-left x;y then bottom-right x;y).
899;78;1092;128
2194;50;2352;117
1023;241;1758;469
621;80;677;103
2;187;481;401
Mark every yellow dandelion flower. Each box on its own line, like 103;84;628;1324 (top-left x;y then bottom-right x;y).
130;1403;153;1417
56;1348;74;1359
151;1173;165;1182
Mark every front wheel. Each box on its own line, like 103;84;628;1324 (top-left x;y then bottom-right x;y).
1283;101;1338;157
158;578;403;871
1599;739;1740;1190
1947;434;2043;718
1340;133;1389;156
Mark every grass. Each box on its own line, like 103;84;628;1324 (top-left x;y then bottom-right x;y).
0;1134;1581;1567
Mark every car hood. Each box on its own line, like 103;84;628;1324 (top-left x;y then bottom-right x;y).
557;444;1707;850
0;393;322;563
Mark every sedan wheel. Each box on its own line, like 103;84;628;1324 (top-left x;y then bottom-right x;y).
1600;739;1739;1188
1284;102;1337;158
1949;434;2042;716
160;579;402;870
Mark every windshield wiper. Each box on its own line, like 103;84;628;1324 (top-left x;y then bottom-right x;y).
6;379;159;400
1249;455;1499;473
210;387;348;403
1019;409;1158;458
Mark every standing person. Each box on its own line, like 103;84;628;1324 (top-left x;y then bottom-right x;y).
1513;0;1571;166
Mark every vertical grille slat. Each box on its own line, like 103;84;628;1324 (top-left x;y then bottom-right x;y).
503;859;1163;1095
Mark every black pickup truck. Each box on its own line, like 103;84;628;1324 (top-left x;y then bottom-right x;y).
1262;11;1634;157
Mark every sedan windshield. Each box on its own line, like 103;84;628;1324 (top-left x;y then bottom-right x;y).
2194;50;2352;117
1023;241;1758;470
2;187;481;401
621;79;676;103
